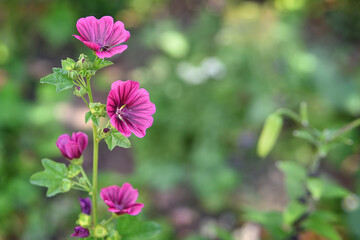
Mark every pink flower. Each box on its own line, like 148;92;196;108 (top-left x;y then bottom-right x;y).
56;132;88;160
100;183;144;215
73;16;130;59
106;80;156;138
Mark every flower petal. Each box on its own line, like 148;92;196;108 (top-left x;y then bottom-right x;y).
72;132;88;152
105;20;130;46
65;142;81;160
79;197;92;215
56;134;71;158
96;16;114;45
71;226;90;238
110;115;132;137
95;45;128;59
76;16;98;42
125;203;144;215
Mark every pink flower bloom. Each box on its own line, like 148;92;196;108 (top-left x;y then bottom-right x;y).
106;80;156;138
71;226;89;238
100;183;144;215
73;16;130;59
56;132;88;160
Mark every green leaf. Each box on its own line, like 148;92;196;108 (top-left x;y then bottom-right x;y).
116;215;161;240
283;201;307;226
244;208;287;239
307;178;324;200
303;211;341;240
40;68;74;93
93;58;113;70
85;111;92;123
105;132;131;150
30;158;69;197
323;181;349;198
277;161;307;199
257;113;283;158
90;115;100;126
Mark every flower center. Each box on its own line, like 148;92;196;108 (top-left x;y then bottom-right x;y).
116;105;127;120
100;45;110;52
114;203;125;210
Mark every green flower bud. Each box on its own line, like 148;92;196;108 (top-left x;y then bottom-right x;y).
61;58;76;71
60;178;72;192
67;164;81;178
79;177;87;186
77;213;92;228
94;225;108;238
73;87;87;97
68;70;79;80
77;54;92;69
90;102;106;116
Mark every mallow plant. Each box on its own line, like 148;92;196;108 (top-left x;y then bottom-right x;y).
30;16;160;239
250;102;360;240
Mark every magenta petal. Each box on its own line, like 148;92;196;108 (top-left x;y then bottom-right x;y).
105;20;130;46
110;115;131;137
83;41;100;52
96;16;114;44
126;203;145;215
56;134;71;158
96;45;128;59
79;197;91;215
72;132;88;152
106;80;155;138
74;16;130;58
76;16;98;41
65;142;81;159
71;226;90;238
100;183;144;216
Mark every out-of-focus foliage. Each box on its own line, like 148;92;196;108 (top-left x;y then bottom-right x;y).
2;0;360;239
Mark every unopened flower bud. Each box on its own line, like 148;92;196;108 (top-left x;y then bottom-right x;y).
56;132;88;160
77;213;92;227
60;178;72;192
61;58;76;71
90;102;106;116
79;177;87;186
103;128;110;133
77;54;92;69
94;225;108;238
73;86;87;97
68;70;79;80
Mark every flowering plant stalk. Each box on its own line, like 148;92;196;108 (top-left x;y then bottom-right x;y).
30;16;160;239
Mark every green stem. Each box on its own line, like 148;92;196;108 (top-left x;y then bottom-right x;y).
329;118;360;142
80;166;92;189
92;125;99;227
103;214;117;226
87;76;99;237
81;96;89;108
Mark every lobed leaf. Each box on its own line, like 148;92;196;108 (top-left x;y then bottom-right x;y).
40;68;74;93
105;132;131;150
30;158;69;197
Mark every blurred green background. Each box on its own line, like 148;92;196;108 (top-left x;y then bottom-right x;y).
2;0;360;239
